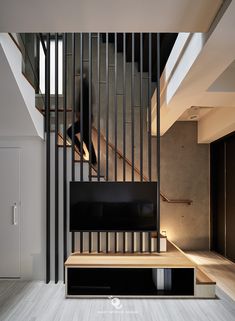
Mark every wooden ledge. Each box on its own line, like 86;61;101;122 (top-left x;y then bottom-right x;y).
196;267;216;285
65;240;196;269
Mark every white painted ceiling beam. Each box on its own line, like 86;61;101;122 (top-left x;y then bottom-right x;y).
151;0;235;142
198;107;235;143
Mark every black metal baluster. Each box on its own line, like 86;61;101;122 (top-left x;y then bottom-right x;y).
140;231;143;253
123;33;126;182
105;33;109;253
140;33;144;253
71;33;76;253
148;35;152;182
114;33;118;253
156;33;161;253
88;33;92;181
97;33;101;180
131;33;135;182
148;33;152;253
88;33;92;253
140;33;143;182
97;33;101;253
63;33;68;265
45;33;50;283
80;33;84;181
35;35;40;94
131;33;135;253
71;34;76;183
54;33;59;283
106;33;109;181
80;33;83;253
123;33;126;253
97;35;101;254
114;33;118;182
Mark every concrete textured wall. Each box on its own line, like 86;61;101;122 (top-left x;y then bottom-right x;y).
160;121;210;250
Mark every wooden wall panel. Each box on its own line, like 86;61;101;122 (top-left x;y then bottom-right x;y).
225;136;235;262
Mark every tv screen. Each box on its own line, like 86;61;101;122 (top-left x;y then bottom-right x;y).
70;182;157;232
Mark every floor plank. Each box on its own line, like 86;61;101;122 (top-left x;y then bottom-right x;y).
0;251;235;321
187;251;235;301
0;283;234;321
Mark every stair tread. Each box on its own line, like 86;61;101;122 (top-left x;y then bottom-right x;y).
196;267;216;285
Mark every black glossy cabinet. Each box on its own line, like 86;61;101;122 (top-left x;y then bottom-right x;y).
66;267;194;297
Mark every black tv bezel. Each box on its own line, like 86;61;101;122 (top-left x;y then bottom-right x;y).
70;181;157;232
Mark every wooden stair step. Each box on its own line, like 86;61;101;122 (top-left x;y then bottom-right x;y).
196;267;216;285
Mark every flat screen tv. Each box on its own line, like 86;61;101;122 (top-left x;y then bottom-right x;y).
70;182;157;232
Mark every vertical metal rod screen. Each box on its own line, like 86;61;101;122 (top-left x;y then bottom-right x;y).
45;32;161;282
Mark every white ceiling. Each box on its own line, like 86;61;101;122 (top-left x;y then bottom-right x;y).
0;0;223;32
178;106;213;121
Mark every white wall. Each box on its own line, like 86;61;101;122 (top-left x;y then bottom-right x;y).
0;136;46;280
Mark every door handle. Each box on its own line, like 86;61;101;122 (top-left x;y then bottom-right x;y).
12;203;17;225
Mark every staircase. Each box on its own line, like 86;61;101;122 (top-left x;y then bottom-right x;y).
101;33;178;81
43;33;191;259
8;33;191;282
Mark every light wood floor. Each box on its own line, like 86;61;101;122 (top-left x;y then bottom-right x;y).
0;281;235;321
187;251;235;301
0;251;235;321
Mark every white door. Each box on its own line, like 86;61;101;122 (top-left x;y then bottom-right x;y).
0;148;20;277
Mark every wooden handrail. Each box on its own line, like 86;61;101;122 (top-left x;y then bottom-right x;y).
37;116;192;204
36;109;192;204
92;127;192;205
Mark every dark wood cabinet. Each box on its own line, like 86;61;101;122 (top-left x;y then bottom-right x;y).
211;132;235;262
225;136;235;261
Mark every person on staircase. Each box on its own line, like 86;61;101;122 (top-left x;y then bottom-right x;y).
67;71;97;165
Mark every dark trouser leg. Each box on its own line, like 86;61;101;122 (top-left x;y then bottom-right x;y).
67;121;85;155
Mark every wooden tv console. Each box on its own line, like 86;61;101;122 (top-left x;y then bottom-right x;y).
65;240;215;298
